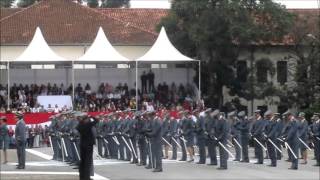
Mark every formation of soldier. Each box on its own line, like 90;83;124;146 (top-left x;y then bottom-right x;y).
46;107;320;174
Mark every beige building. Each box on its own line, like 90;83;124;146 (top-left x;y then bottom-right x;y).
0;0;317;114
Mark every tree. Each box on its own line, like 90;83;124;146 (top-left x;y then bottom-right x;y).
0;0;14;7
17;0;36;7
158;0;294;110
277;11;320;113
86;0;98;8
101;0;129;8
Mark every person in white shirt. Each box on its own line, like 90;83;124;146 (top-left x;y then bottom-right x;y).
53;104;60;113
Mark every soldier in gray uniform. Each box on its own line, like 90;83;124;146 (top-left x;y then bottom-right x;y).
238;111;250;163
0;116;9;164
15;112;26;169
216;112;230;170
229;111;241;161
282;110;299;170
206;109;218;165
96;115;105;157
264;110;278;167
273;113;284;160
297;112;308;164
48;115;61;161
146;111;163;172
168;115;178;160
195;109;208;164
251;109;267;164
310;113;320;166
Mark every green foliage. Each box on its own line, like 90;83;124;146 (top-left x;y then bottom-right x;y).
17;0;36;7
87;0;98;8
0;0;14;7
277;13;320;110
101;0;129;8
158;0;294;108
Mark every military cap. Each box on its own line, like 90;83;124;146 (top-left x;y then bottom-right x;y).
211;109;220;117
237;111;246;117
134;111;141;117
228;111;236;117
314;113;319;116
264;110;273;117
282;110;292;116
15;111;23;118
298;112;305;117
254;109;261;114
274;113;280;116
204;108;212;113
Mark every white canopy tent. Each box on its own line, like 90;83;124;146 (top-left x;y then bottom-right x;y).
77;27;129;62
15;27;66;62
7;27;69;109
136;27;201;109
74;27;132;102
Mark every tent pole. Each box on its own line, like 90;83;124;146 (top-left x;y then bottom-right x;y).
198;60;201;100
135;61;138;111
72;61;75;108
7;61;10;110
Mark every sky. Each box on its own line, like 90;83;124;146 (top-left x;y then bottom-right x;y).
11;0;320;9
130;0;320;9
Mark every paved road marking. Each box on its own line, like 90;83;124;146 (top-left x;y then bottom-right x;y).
0;171;109;180
26;149;53;160
24;149;109;180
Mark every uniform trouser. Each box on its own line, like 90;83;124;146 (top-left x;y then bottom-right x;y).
151;138;162;170
51;137;59;160
70;140;80;163
219;140;228;168
108;136;117;159
138;138;147;164
180;138;187;160
275;139;282;160
16;140;26;167
254;137;264;163
240;134;249;161
130;137;138;163
207;139;217;164
64;137;74;162
117;135;125;160
197;137;206;163
97;138;103;157
266;139;277;166
233;136;241;160
288;140;298;169
146;139;153;167
170;137;177;159
79;144;93;180
103;138;110;158
314;138;320;165
124;137;132;160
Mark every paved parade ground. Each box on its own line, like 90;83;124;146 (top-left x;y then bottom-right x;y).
0;147;318;180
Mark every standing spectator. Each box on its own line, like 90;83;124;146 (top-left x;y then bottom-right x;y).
54;104;60;113
141;71;147;93
147;70;155;92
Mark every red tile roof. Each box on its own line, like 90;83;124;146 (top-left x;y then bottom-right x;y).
0;8;22;19
0;0;318;46
99;8;169;34
0;0;157;45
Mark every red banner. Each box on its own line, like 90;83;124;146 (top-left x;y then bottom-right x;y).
0;112;108;125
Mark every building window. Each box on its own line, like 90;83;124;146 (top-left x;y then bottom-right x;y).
256;62;268;83
236;61;247;82
257;106;268;115
277;105;288;114
277;61;287;84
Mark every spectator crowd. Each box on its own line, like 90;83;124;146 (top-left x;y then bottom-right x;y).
0;70;197;113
